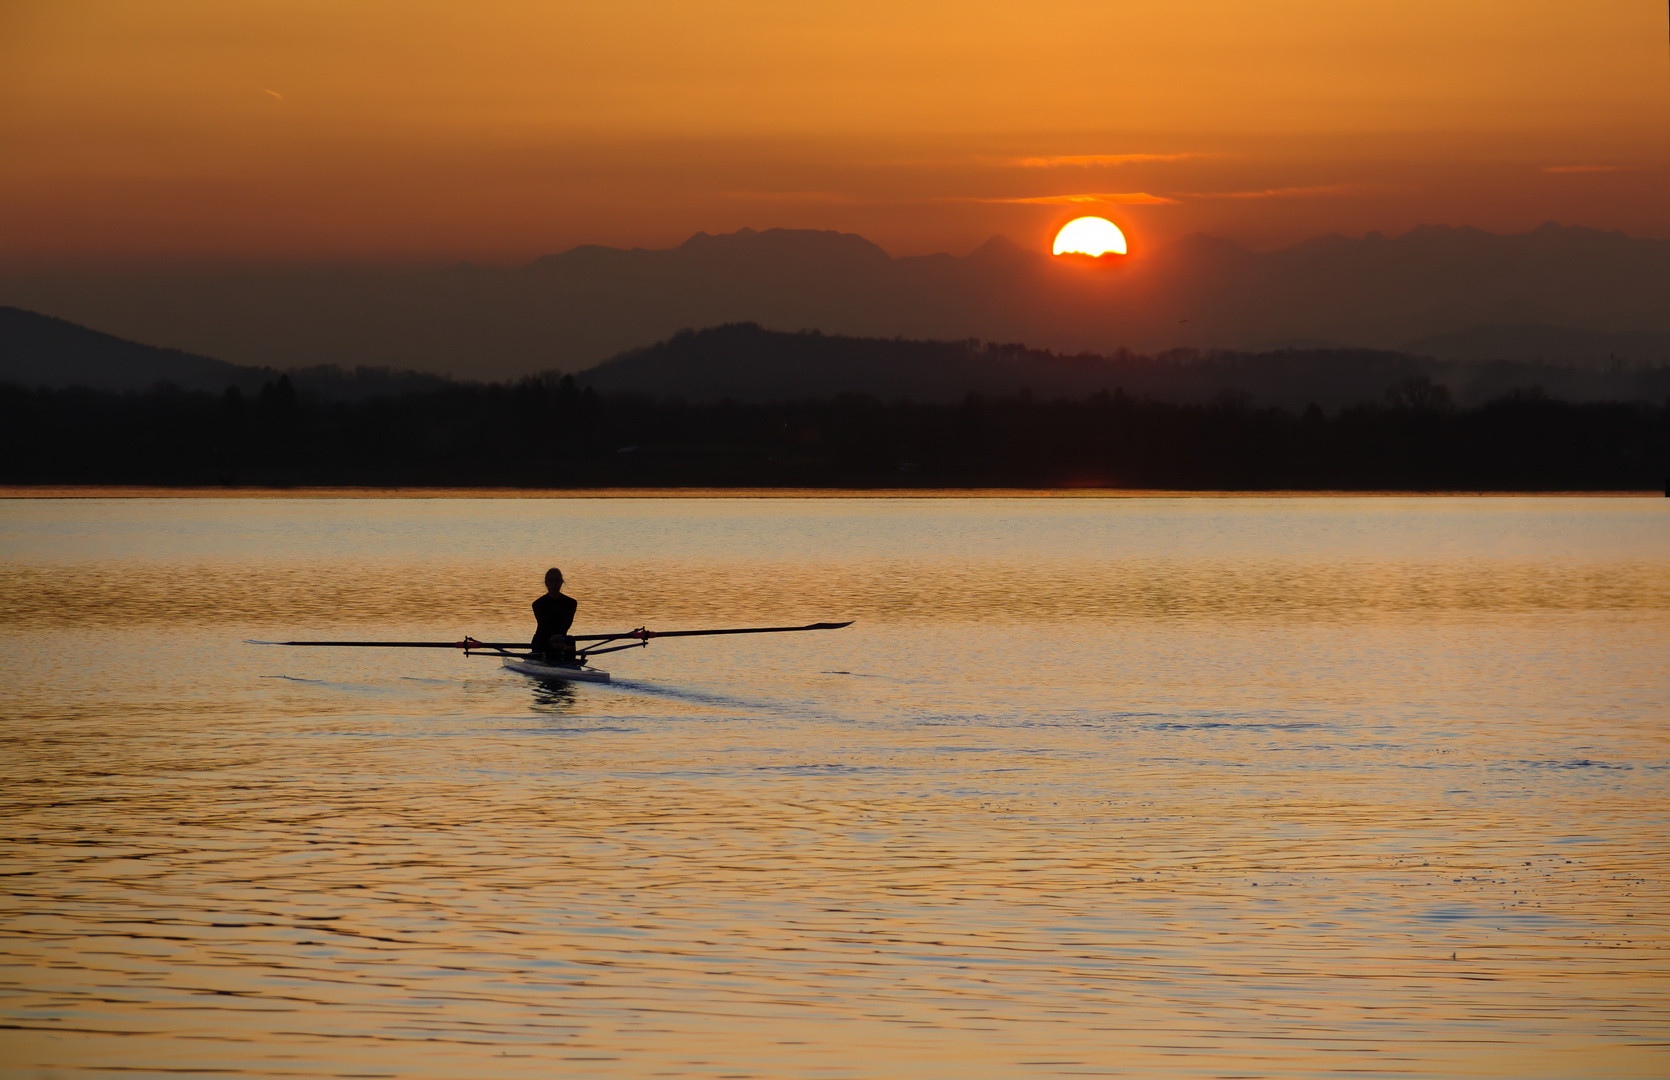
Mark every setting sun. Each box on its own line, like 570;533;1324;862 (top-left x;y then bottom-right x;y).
1053;217;1127;256
1048;217;1128;257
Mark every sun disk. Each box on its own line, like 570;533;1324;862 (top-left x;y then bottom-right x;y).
1053;217;1127;257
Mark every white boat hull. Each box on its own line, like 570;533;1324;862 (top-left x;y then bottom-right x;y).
502;657;611;683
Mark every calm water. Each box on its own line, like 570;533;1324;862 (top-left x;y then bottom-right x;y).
2;496;1667;1079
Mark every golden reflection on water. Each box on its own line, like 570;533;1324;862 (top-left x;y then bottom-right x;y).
7;555;1670;630
1;499;1667;1078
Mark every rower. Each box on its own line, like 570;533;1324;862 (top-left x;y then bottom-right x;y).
531;567;578;662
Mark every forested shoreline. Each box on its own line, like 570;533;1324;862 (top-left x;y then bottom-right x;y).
3;373;1664;490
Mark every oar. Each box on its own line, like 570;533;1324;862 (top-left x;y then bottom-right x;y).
245;621;853;650
577;621;853;642
245;638;518;648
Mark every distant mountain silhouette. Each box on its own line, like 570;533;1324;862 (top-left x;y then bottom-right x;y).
8;307;1666;412
2;222;1666;383
0;307;259;393
1203;224;1670;352
0;306;451;399
9;337;1663;490
580;322;1670;409
580;324;1024;404
1402;323;1670;367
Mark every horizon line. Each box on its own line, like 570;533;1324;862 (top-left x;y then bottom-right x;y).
1;219;1648;271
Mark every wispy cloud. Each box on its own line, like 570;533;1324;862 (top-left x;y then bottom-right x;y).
1177;184;1361;200
714;190;857;203
1006;153;1198;169
262;89;284;101
956;192;1178;206
1541;165;1633;174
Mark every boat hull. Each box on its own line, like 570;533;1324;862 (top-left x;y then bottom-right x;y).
502;657;612;683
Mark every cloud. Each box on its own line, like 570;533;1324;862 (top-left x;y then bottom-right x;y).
1177;184;1362;200
1541;165;1633;174
1006;153;1198;168
958;192;1178;206
714;190;857;203
263;89;284;101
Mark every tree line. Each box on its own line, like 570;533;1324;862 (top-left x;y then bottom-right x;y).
2;373;1664;490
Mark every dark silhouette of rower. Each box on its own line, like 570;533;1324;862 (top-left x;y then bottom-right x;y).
531;567;578;661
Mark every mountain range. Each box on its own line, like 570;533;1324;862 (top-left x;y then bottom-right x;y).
0;307;450;400
575;323;1670;410
2;223;1667;382
8;306;1668;412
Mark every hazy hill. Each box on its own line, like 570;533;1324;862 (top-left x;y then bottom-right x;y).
8;307;1667;412
7;337;1661;491
1401;323;1670;367
2;224;1667;381
581;323;1670;410
0;306;451;399
1200;224;1670;351
0;307;261;393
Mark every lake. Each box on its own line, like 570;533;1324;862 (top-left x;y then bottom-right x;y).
2;495;1666;1078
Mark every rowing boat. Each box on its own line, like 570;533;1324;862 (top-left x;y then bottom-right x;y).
500;656;613;682
247;620;852;684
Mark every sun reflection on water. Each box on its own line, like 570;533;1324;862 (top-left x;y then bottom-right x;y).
1;497;1666;1078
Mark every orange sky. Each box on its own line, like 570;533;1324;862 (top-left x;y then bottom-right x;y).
2;0;1667;263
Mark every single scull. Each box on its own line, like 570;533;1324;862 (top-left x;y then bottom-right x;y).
247;621;854;684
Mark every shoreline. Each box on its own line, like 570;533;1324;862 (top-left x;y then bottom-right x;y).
1;485;1660;500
